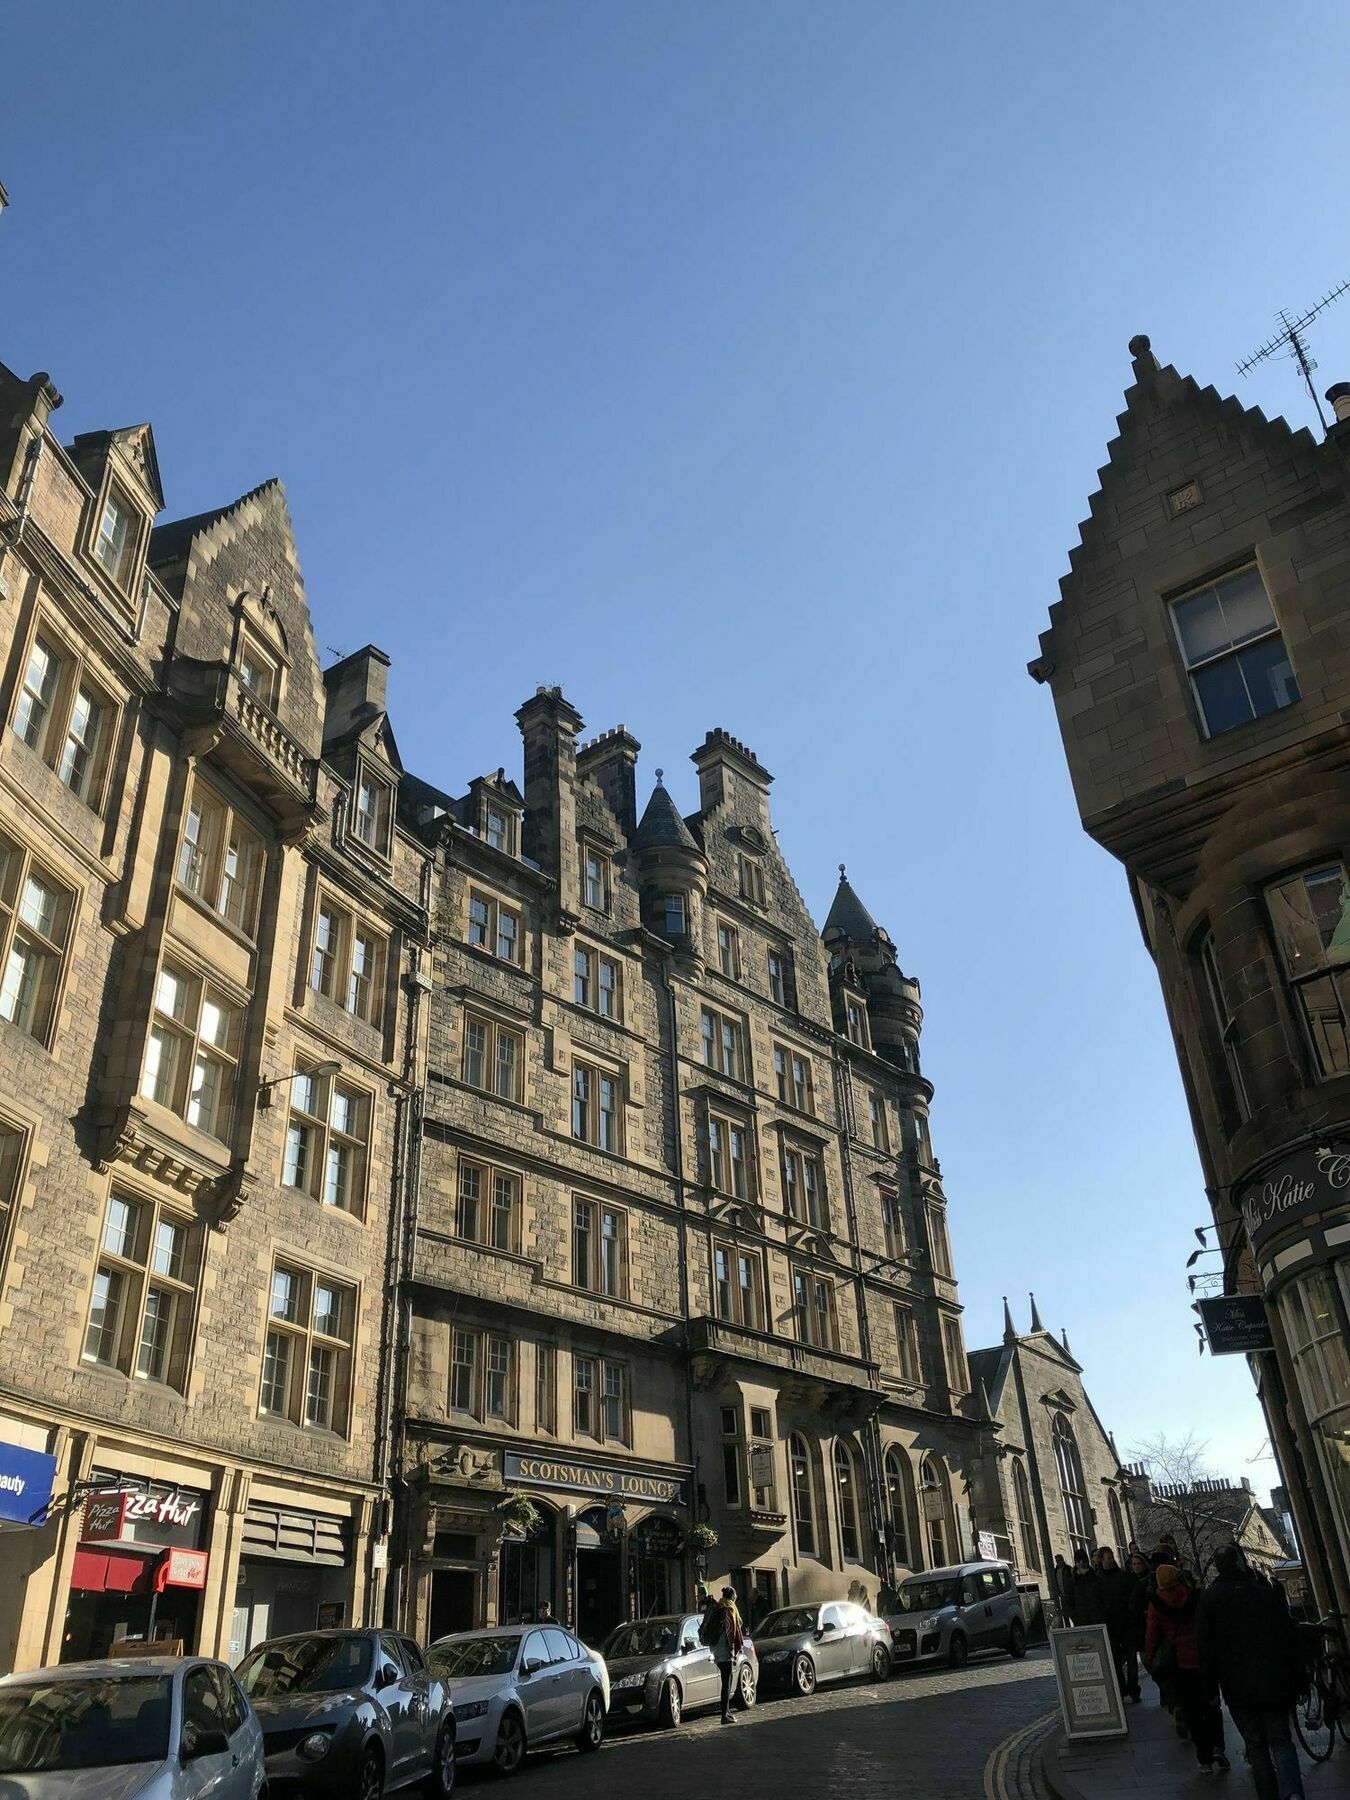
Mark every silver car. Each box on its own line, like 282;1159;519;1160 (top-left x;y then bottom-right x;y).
0;1655;265;1799
754;1601;892;1697
601;1614;757;1727
427;1624;608;1777
884;1561;1027;1669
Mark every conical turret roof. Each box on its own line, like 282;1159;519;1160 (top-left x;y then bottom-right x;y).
822;866;880;945
632;775;699;853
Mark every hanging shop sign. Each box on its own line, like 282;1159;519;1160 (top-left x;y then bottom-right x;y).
1198;1295;1275;1355
158;1548;209;1590
0;1442;56;1527
632;1517;684;1558
1240;1143;1350;1254
503;1452;688;1508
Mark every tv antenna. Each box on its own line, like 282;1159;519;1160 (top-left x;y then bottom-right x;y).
1237;282;1350;430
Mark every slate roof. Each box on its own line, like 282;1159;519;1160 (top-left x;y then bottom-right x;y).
632;780;700;852
822;870;880;943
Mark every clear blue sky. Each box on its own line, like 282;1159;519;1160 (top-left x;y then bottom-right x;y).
7;0;1350;1490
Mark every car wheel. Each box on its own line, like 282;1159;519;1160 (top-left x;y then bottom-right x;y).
947;1633;968;1670
870;1644;891;1683
1009;1620;1027;1660
426;1719;456;1796
357;1742;385;1800
734;1663;757;1710
576;1690;604;1752
493;1711;526;1778
791;1653;816;1696
659;1677;682;1728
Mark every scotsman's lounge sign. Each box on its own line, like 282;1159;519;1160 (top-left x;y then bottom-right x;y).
1240;1144;1350;1254
503;1453;687;1507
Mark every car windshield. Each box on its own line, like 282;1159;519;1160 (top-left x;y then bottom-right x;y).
758;1607;820;1637
0;1676;170;1773
427;1635;522;1679
236;1633;373;1698
895;1579;962;1613
603;1619;681;1658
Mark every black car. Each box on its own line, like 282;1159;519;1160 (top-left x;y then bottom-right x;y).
236;1628;455;1800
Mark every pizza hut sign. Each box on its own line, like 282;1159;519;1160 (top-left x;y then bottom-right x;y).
1240;1144;1350;1254
82;1485;205;1551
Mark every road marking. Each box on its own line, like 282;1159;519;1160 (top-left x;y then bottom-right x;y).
983;1706;1058;1799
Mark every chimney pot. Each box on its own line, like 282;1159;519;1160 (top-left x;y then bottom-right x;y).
1327;383;1350;424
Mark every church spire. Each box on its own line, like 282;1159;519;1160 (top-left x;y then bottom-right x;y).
1002;1296;1016;1343
1029;1291;1045;1333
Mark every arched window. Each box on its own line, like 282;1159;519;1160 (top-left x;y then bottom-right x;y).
920;1456;952;1567
885;1447;917;1570
1107;1489;1125;1557
790;1434;817;1558
1052;1413;1093;1553
834;1441;861;1562
1012;1458;1040;1573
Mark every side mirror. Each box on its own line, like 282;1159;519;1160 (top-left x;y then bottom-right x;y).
521;1657;544;1678
818;1620;836;1634
376;1665;399;1690
681;1638;699;1654
182;1726;230;1762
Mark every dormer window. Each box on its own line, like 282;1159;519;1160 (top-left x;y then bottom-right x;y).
353;769;392;855
94;492;135;585
238;633;281;710
485;806;512;854
1171;567;1299;738
738;854;766;907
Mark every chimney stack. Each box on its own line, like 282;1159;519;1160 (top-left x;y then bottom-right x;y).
323;645;390;749
577;726;641;836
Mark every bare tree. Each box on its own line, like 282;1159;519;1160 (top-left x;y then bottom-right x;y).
1129;1435;1247;1579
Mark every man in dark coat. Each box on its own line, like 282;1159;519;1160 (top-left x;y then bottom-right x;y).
1095;1546;1141;1701
1197;1545;1305;1800
1066;1549;1106;1627
1052;1554;1074;1626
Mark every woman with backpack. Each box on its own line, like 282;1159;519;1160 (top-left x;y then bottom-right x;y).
699;1586;746;1723
1144;1564;1229;1774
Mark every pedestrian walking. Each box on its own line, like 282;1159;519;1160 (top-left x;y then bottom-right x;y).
1198;1544;1306;1800
1124;1551;1152;1704
1145;1563;1229;1774
1095;1546;1140;1702
1066;1549;1106;1627
1052;1554;1074;1626
699;1585;745;1723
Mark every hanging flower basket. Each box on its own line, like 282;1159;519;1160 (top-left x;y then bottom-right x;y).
497;1492;543;1540
685;1522;718;1553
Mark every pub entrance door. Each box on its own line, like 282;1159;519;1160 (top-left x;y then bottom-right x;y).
575;1507;622;1646
430;1569;476;1640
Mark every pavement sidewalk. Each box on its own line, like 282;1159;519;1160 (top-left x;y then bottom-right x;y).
1039;1693;1350;1799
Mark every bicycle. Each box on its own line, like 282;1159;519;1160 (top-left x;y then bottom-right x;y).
1293;1612;1350;1761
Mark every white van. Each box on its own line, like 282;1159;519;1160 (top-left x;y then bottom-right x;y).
884;1561;1026;1669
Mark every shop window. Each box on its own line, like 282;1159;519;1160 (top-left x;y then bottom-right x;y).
1171;565;1298;738
462;1012;524;1102
716;919;741;979
942;1316;967;1394
582;847;610;913
893;1303;921;1383
282;1063;371;1217
713;1242;765;1329
1266;867;1350;1079
782;1144;826;1228
455;1158;520;1252
12;630;116;809
844;998;871;1050
260;1263;355;1433
177;779;264;937
572;945;621;1020
572;1198;628;1298
885;1448;915;1567
466;889;522;965
310;898;386;1024
1279;1269;1350;1429
738;853;766;907
792;1268;839;1350
574;1355;627;1443
536;1345;557;1433
0;834;74;1045
700;1007;745;1080
789;1435;817;1558
572;1061;622;1153
722;1406;742;1507
767;948;796;1009
773;1045;815;1114
83;1190;199;1390
353;767;393;856
141;963;241;1142
835;1441;862;1561
707;1113;752;1200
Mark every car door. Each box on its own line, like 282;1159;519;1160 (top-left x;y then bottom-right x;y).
815;1605;850;1680
839;1603;869;1673
678;1614;720;1709
377;1633;419;1780
517;1629;561;1740
399;1636;436;1773
179;1663;248;1798
544;1629;588;1731
209;1665;262;1799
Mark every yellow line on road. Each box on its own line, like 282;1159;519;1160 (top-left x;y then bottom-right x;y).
983;1706;1058;1800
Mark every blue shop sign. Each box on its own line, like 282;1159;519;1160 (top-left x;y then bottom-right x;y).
0;1440;56;1526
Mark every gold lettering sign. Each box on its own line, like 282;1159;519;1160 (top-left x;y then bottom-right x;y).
504;1452;685;1506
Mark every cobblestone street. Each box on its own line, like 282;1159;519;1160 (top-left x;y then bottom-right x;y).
470;1651;1059;1798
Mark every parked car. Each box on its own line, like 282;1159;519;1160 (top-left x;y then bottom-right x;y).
235;1627;455;1799
884;1561;1026;1669
753;1601;891;1697
0;1654;265;1799
600;1613;757;1727
426;1624;607;1777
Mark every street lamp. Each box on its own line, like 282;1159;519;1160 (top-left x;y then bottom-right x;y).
257;1059;340;1107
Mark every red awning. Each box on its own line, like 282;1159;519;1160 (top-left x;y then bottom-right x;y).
70;1548;153;1595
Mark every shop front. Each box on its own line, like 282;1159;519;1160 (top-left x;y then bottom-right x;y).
62;1479;210;1662
230;1499;353;1659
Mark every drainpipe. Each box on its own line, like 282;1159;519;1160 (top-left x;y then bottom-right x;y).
661;950;700;1602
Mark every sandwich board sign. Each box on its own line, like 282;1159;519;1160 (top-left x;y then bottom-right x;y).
1050;1623;1127;1741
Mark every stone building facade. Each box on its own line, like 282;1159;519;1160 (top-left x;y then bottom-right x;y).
0;359;429;1671
394;697;984;1643
1031;336;1350;1618
965;1299;1135;1609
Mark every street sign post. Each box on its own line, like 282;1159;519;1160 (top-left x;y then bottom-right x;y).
1049;1624;1127;1741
